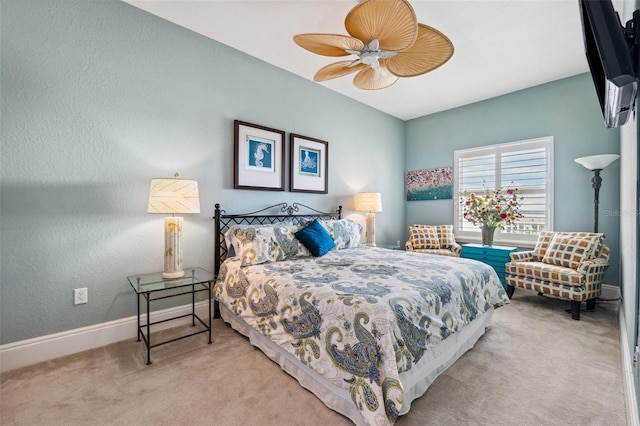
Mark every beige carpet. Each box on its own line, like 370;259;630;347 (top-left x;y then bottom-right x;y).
1;292;627;425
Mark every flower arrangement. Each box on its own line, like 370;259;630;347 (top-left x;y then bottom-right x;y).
460;187;522;229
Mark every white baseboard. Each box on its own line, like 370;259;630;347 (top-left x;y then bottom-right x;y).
619;304;640;426
602;281;633;426
0;285;627;375
601;284;621;300
0;301;212;373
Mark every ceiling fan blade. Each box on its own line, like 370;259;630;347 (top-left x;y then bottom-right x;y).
353;63;399;90
386;23;454;77
314;61;367;82
345;0;418;52
293;34;364;57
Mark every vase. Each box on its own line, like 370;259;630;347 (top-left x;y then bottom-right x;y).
481;225;496;246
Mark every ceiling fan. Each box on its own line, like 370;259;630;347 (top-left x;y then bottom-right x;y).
293;0;454;90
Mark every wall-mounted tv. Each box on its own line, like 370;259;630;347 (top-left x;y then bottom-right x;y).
580;0;638;128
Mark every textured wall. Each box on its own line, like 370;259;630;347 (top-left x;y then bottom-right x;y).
404;73;622;286
620;0;640;365
0;0;405;344
3;0;628;347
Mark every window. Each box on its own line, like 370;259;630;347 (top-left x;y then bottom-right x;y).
453;136;553;246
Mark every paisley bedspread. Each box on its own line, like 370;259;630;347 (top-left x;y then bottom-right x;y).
214;247;509;425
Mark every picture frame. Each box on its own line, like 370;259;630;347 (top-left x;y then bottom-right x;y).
234;120;285;191
290;134;328;194
406;167;453;201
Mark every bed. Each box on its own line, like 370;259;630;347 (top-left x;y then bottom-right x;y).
213;203;509;426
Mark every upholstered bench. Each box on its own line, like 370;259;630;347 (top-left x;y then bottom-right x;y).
505;231;609;320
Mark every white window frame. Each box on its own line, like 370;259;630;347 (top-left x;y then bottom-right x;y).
453;136;554;247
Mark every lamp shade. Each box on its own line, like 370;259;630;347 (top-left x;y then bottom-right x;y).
574;154;620;170
148;178;200;214
355;192;382;212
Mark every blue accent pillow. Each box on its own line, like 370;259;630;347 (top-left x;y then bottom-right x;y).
294;219;336;257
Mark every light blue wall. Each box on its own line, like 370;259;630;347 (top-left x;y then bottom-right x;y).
405;74;621;286
1;0;626;347
0;0;405;344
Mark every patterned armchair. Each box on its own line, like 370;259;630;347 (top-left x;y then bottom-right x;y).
505;231;609;320
405;224;461;257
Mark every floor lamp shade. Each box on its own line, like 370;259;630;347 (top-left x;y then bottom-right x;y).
356;192;382;247
148;178;200;278
574;154;620;171
574;154;619;233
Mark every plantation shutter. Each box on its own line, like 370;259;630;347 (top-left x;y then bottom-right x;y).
458;153;496;233
454;137;553;245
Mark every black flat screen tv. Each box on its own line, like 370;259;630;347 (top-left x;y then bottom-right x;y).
580;0;637;128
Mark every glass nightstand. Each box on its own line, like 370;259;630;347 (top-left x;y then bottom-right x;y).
380;244;404;250
127;267;215;365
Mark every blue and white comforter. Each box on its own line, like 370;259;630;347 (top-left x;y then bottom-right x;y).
214;247;509;425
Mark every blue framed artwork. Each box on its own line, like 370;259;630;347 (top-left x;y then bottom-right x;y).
406;167;453;201
290;134;328;193
299;147;320;176
247;137;275;172
234;120;285;191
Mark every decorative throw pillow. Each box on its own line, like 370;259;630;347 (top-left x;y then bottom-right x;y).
409;226;440;249
570;231;605;259
532;231;556;261
224;221;296;257
230;226;282;266
533;231;604;262
275;224;312;258
295;219;336;257
410;224;455;249
298;218;363;250
329;219;363;249
229;224;310;266
434;225;455;249
542;234;599;269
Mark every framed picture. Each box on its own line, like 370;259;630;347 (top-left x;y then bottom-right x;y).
406;167;453;201
290;134;328;194
234;120;285;191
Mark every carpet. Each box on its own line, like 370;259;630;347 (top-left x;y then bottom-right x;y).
0;292;626;425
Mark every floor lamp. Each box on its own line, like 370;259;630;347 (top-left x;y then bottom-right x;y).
356;192;382;246
574;154;620;233
148;175;200;278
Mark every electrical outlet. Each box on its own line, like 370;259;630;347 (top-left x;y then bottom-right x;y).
74;288;88;305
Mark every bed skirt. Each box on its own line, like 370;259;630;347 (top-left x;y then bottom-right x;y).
219;303;495;425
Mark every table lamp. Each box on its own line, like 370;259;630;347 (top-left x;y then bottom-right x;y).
148;175;200;278
356;192;382;246
574;154;619;233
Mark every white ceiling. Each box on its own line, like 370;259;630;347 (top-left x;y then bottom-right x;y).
123;0;622;121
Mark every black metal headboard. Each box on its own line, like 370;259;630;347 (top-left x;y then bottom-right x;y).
213;202;342;275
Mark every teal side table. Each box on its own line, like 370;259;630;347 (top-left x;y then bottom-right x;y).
461;243;517;289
